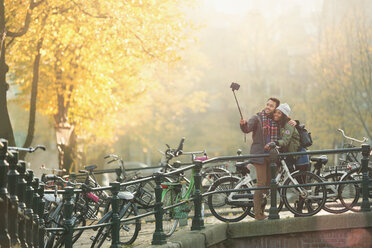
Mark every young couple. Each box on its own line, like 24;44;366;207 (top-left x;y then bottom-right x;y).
239;97;309;220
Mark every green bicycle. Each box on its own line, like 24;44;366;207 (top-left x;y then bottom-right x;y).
159;138;209;237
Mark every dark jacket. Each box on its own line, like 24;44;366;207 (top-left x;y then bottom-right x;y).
240;114;266;164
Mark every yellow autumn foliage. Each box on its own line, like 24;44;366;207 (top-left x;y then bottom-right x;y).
7;0;206;148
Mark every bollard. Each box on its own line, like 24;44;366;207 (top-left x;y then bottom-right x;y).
268;148;280;219
115;168;122;182
151;172;166;245
7;150;20;245
38;183;46;248
110;182;121;248
17;161;28;247
25;170;34;247
32;177;40;248
361;144;371;212
69;172;76;182
191;161;205;231
63;187;74;248
0;139;11;247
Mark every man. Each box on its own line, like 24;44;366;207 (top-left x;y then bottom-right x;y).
240;97;296;220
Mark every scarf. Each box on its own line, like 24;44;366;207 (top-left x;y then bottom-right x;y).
258;110;279;143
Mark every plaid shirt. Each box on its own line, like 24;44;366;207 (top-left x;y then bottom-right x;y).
258;110;279;143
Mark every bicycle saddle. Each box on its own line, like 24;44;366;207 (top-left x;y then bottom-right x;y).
118;191;134;200
311;156;328;165
85;164;97;171
235;161;251;175
43;194;61;203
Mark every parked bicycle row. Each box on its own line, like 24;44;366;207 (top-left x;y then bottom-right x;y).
0;133;371;247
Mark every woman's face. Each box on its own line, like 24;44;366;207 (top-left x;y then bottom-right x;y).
273;109;283;122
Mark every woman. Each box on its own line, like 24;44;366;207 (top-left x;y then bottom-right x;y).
271;103;310;175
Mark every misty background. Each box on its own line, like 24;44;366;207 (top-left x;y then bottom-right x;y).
7;0;371;176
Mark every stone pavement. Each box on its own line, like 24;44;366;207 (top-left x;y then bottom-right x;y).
74;207;333;248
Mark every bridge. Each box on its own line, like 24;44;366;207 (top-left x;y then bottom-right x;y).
0;138;371;248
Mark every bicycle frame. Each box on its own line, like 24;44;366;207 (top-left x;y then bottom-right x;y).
161;168;195;202
227;157;318;203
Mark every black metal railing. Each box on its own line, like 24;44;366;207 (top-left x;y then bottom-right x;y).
0;137;370;247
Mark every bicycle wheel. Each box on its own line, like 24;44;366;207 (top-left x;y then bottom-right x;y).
282;171;326;217
322;172;349;214
202;166;229;191
119;203;141;245
207;176;253;222
339;167;372;212
162;188;179;237
90;224;108;248
53;214;86;248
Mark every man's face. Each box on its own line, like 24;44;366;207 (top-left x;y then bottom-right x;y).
264;100;277;114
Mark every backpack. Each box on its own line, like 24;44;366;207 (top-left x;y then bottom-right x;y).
296;124;313;148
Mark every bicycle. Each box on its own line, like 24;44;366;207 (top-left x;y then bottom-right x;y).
42;175;90;248
335;129;371;212
159;138;216;237
90;184;141;247
337;128;368;168
207;144;327;222
104;154;157;212
310;155;350;213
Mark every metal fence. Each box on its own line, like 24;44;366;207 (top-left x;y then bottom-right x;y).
0;137;370;247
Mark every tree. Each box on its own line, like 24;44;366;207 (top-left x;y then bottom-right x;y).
311;5;372;147
1;0;45;146
8;0;200;170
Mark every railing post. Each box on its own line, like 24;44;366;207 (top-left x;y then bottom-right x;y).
115;168;122;182
110;182;121;248
69;172;76;182
0;139;10;247
17;161;28;247
38;183;46;248
63;187;74;248
361;144;371;212
25;170;34;247
152;172;166;245
268;148;280;219
7;150;20;245
191;161;205;231
32;178;40;248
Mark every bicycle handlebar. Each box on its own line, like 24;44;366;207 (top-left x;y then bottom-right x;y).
8;145;46;152
338;129;368;143
40;165;66;173
43;174;87;188
176;137;185;153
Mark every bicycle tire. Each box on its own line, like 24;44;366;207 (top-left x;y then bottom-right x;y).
207;176;253;222
162;188;179;237
90;223;107;248
322;172;349;214
44;202;60;248
282;171;326;217
119;203;141;245
52;214;86;248
339;167;372;212
202;166;230;191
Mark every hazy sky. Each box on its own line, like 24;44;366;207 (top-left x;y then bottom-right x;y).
204;0;323;17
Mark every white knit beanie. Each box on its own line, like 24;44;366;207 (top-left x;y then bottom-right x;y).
276;103;291;117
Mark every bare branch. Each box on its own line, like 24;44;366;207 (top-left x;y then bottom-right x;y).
71;0;111;19
127;28;156;58
7;0;46;38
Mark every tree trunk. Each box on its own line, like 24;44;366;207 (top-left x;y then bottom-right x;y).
20;38;43;159
0;0;15;146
